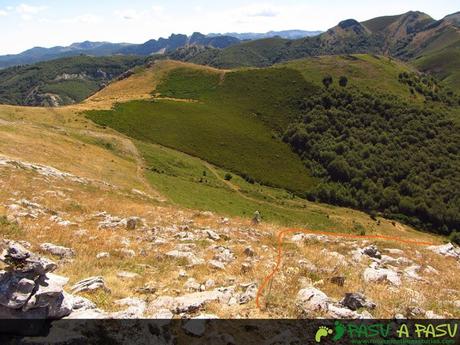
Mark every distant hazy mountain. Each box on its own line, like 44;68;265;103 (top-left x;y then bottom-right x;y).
207;30;322;40
0;41;134;69
119;32;240;56
0;33;241;69
176;11;459;89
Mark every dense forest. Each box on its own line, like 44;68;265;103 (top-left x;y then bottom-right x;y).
283;81;460;237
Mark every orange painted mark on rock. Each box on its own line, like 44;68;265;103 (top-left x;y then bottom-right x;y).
255;228;435;310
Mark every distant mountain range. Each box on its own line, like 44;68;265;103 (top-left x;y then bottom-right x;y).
0;30;320;69
0;11;459;89
206;30;322;40
172;11;460;89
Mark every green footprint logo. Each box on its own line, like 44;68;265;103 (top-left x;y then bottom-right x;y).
315;326;333;343
332;321;346;341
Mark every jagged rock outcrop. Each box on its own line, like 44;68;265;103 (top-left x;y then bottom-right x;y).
0;240;73;319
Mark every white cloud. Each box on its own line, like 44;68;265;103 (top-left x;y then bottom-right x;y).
114;6;164;21
15;3;47;21
0;10;7;17
248;8;279;17
16;4;46;14
239;4;281;18
58;14;103;24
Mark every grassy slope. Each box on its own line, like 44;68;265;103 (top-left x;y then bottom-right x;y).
0;59;451;238
138;141;337;229
413;43;460;90
87;66;317;193
278;54;420;100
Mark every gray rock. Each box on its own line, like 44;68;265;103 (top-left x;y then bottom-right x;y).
427;243;460;260
404;265;425;281
166;250;204;266
425;310;444;319
406;306;426;317
341;292;376;310
327;304;363;319
23;273;69;311
112;297;146;318
298;259;318;272
40;243;75;259
239;283;257;304
150;308;173;319
119;248;136;257
209;259;226;270
205;279;215;289
66;293;96;311
149;290;225;314
173;290;224;313
1;241;56;277
205;230;220;241
96;252;109;259
71;276;108;293
0;271;36;308
136;283;157;294
296;287;330;315
184;278;201;292
362;245;382;259
0;242;75;320
213;246;235;263
363;264;401;286
385;248;404;255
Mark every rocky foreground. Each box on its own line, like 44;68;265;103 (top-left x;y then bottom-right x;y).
0;154;459;325
1;236;459;321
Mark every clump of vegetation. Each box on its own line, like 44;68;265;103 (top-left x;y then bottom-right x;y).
449;230;460;245
339;76;348;87
224;173;233;181
322;75;333;89
283;86;460;236
0;215;23;238
398;72;459;105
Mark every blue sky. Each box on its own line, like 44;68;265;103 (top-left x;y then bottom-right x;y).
0;0;458;54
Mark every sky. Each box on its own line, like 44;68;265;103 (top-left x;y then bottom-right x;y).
0;0;458;55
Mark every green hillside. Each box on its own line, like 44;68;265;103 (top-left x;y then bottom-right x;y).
86;58;459;237
0;55;143;106
86;66;317;193
278;54;419;100
413;43;460;90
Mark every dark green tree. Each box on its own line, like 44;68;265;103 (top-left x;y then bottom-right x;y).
322;75;333;89
339;76;348;87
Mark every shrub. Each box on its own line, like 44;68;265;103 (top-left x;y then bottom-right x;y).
339;76;348;87
224;173;233;181
449;231;460;245
322;75;333;89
